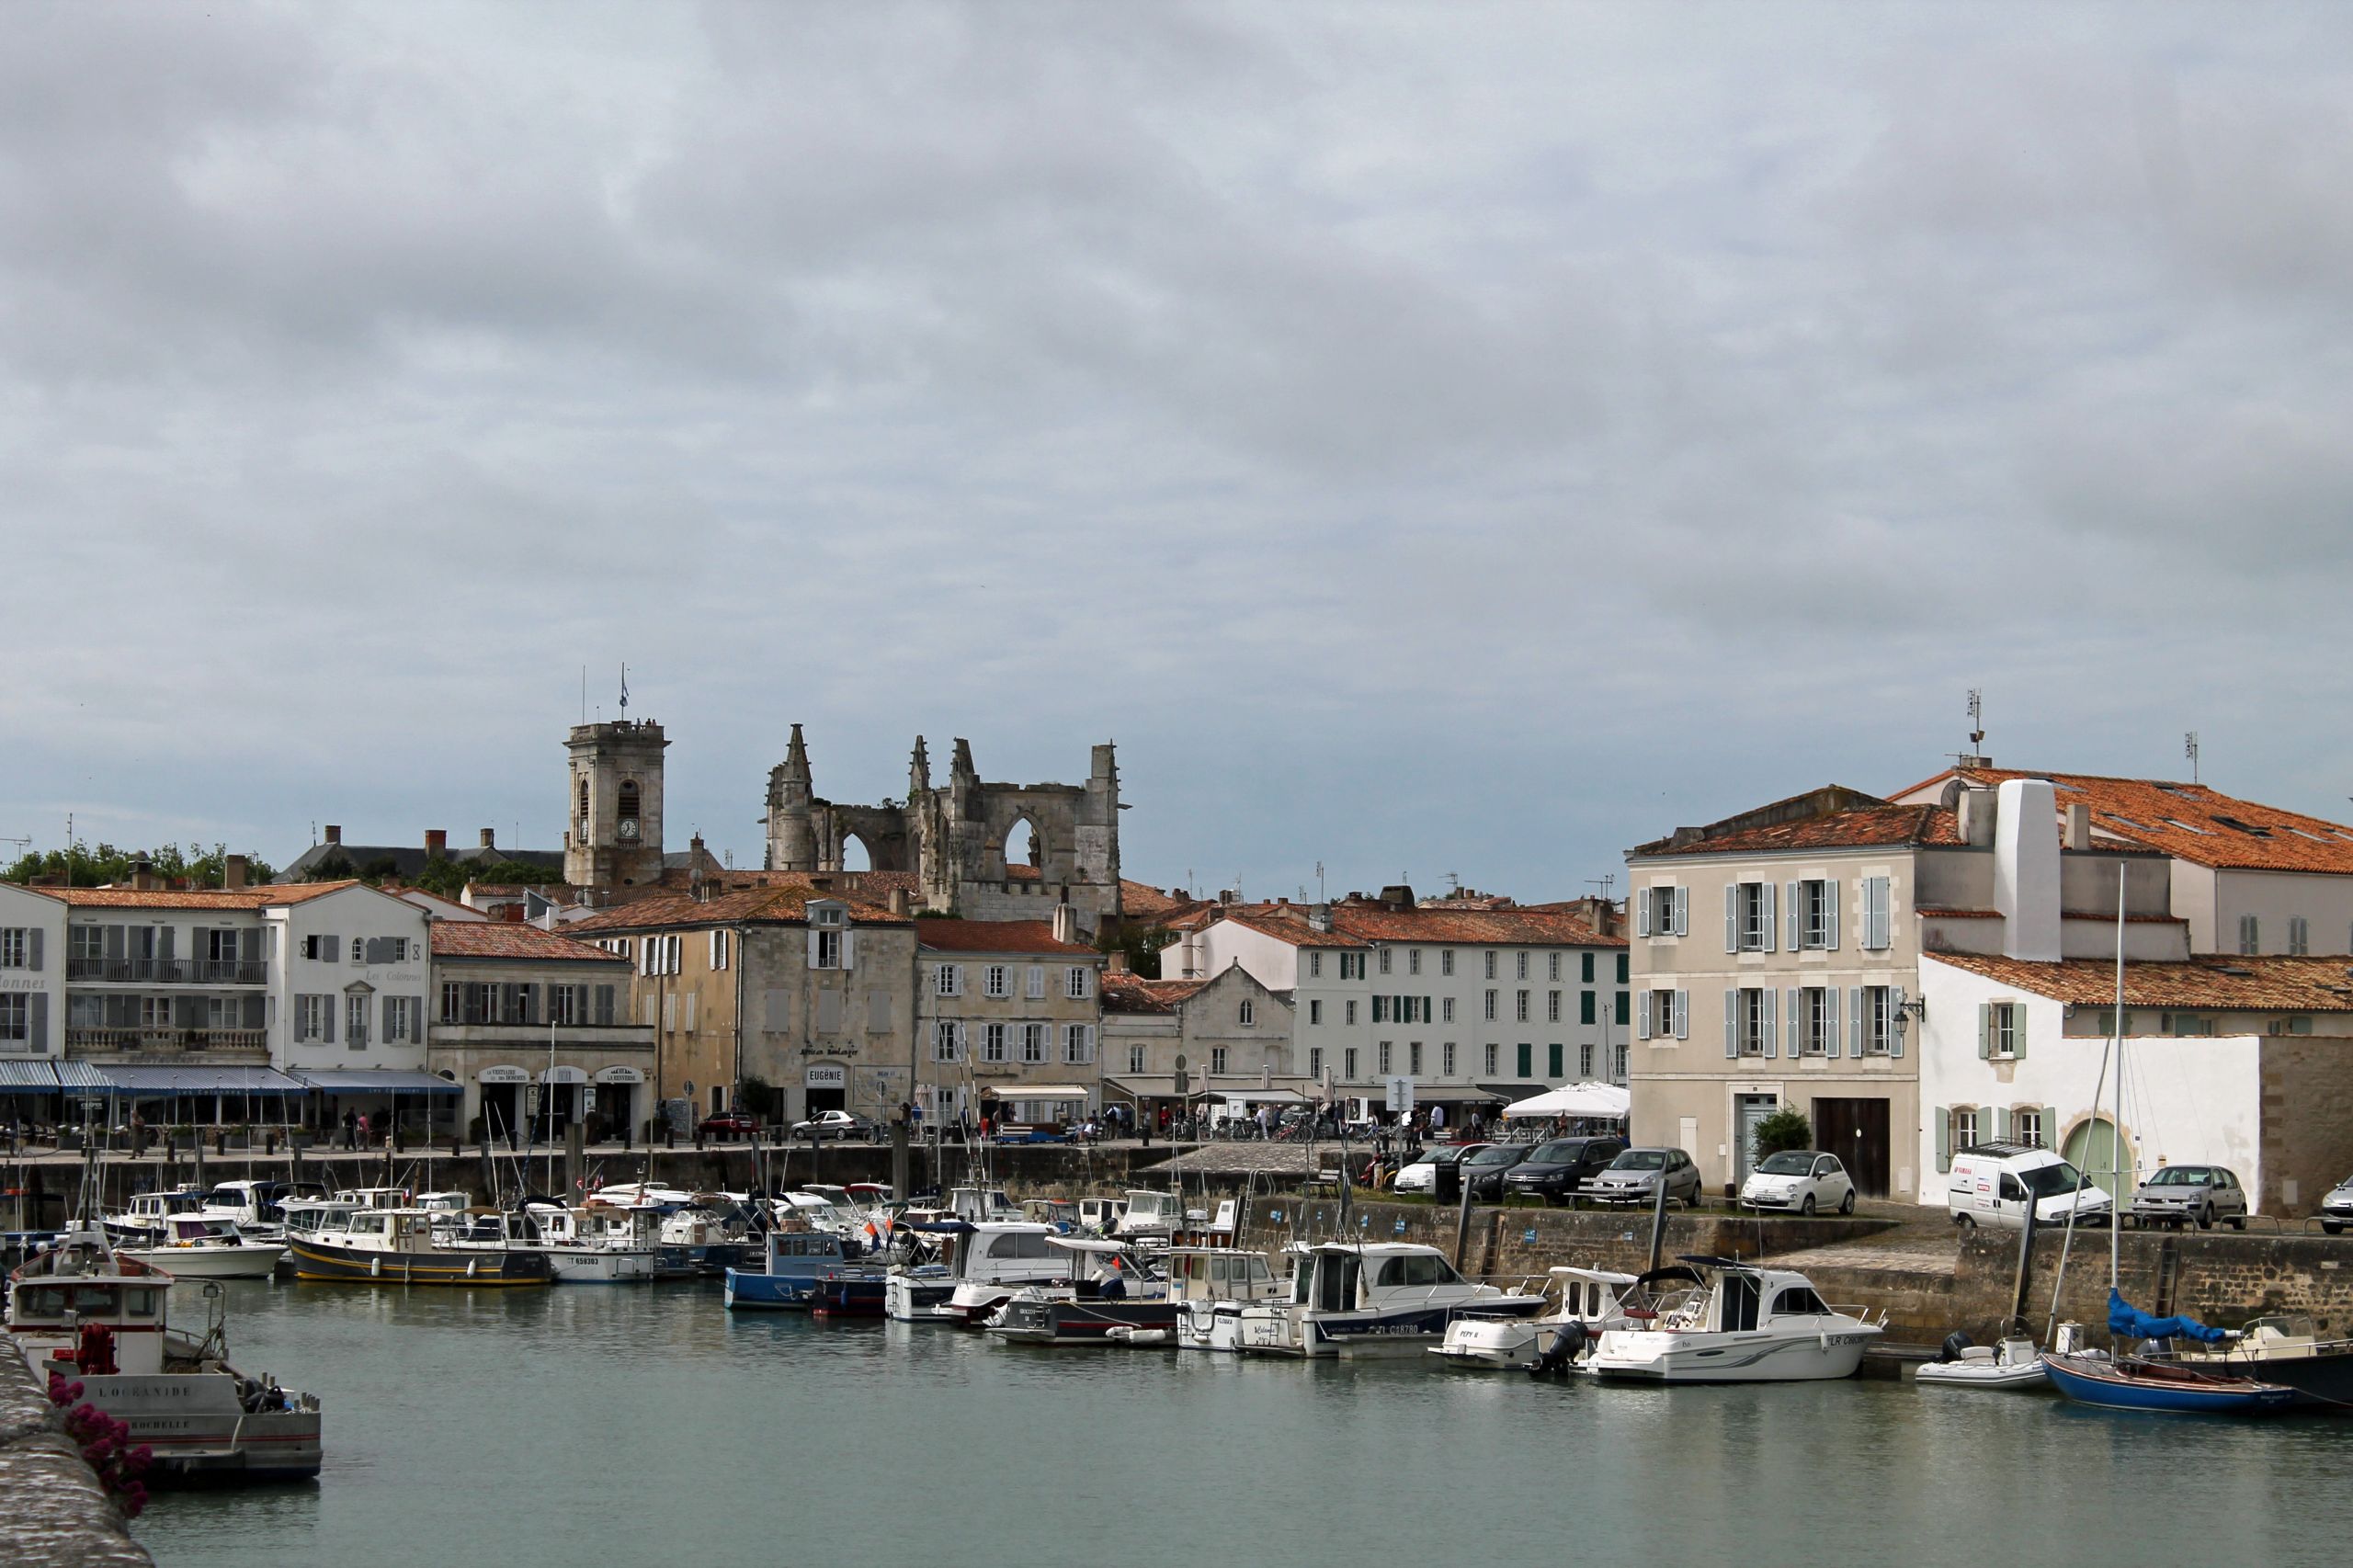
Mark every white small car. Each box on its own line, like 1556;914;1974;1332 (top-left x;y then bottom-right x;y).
789;1109;870;1142
1741;1151;1855;1216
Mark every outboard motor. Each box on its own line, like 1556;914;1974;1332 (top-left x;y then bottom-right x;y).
1938;1331;1972;1365
1530;1320;1590;1377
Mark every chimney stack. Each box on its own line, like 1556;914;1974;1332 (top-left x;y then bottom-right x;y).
131;857;161;891
1108;951;1130;974
1957;789;1997;847
1052;903;1079;946
1995;778;2062;961
223;854;248;891
2064;801;2092;852
480;828;496;850
887;887;911;917
324;825;342;846
425;829;448;858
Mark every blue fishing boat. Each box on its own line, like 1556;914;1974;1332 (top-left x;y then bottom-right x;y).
723;1229;875;1311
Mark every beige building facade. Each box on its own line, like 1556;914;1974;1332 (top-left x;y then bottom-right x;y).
914;916;1104;1125
424;921;653;1142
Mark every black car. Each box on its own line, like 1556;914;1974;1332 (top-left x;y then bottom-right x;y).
1500;1136;1628;1205
1461;1142;1537;1199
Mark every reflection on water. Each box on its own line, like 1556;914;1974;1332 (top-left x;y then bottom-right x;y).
133;1277;2353;1568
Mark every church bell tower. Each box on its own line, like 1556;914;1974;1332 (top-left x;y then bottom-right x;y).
565;718;668;889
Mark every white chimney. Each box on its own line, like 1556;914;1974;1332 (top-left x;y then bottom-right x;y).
1995;778;2062;961
2064;801;2092;852
1051;903;1078;946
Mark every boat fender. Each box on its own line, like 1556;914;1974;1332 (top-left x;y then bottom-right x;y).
1938;1331;1972;1365
370;1256;381;1278
468;1257;479;1278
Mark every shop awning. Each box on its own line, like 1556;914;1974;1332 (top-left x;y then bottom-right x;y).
1474;1082;1537;1101
53;1062;112;1090
0;1061;61;1088
981;1083;1092;1101
293;1069;461;1095
95;1065;309;1094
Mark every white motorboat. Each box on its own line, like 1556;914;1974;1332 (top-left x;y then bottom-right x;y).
8;1229;324;1482
1111;1189;1185;1246
1586;1256;1885;1382
101;1186;208;1246
517;1204;656;1283
943;1222;1070;1324
1166;1245;1283;1351
116;1216;287;1279
194;1179;321;1243
1433;1266;1643;1370
1233;1242;1546;1358
1916;1333;2051;1390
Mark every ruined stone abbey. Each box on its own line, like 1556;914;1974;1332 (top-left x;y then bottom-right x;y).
763;727;1124;936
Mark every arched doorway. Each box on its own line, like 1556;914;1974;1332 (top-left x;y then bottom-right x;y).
2063;1116;2136;1199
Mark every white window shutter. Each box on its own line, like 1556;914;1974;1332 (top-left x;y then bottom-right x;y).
843;929;857;971
1889;987;1906;1058
1636;893;1653;938
1723;991;1738;1059
1824;986;1841;1058
1762;988;1779;1058
1759;883;1776;950
807;929;820;968
1724;885;1740;953
1824;881;1840;950
1673;887;1688;937
1637;992;1654;1040
1673;991;1688;1040
1848;987;1864;1055
1784;881;1801;952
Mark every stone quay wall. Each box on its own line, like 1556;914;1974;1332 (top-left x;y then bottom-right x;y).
0;1346;153;1568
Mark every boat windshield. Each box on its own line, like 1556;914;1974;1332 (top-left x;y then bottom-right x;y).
2020;1161;2091;1199
1756;1153;1814;1176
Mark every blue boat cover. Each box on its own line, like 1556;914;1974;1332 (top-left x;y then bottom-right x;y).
2109;1289;2231;1345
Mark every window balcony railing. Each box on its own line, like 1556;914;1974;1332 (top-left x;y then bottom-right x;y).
65;1028;271;1054
65;959;269;986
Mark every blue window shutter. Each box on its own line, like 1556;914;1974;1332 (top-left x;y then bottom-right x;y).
1723;991;1738;1059
1824;986;1841;1058
1759;885;1775;951
1724;884;1740;953
26;928;41;971
1637;991;1654;1040
1674;887;1688;936
28;992;47;1053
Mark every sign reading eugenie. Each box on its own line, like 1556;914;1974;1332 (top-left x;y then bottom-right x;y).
805;1064;847;1088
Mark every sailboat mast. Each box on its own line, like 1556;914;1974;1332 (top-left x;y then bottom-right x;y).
2109;870;2125;1290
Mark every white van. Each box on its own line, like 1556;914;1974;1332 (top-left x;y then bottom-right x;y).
1946;1143;2113;1231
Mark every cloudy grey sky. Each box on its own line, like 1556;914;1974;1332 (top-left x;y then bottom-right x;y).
6;1;2352;897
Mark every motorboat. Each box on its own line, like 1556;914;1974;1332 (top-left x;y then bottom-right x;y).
507;1204;656;1284
1165;1246;1283;1351
1233;1243;1545;1358
1111;1189;1184;1247
725;1227;880;1310
194;1179;322;1243
101;1186;208;1246
116;1216;288;1279
984;1238;1173;1346
1916;1332;2052;1390
8;1230;324;1483
1434;1267;1642;1370
655;1203;756;1278
943;1221;1070;1324
1585;1256;1884;1382
584;1181;699;1211
948;1186;1022;1224
2161;1315;2353;1410
288;1207;551;1287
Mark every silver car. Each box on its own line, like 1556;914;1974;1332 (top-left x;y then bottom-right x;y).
1586;1147;1703;1209
2130;1165;2248;1231
2322;1176;2353;1235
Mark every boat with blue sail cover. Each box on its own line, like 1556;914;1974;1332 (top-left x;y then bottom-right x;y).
2042;1291;2295;1415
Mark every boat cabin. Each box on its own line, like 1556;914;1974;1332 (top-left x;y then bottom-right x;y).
1166;1246;1280;1305
279;1199;362;1237
1653;1257;1840;1334
954;1222;1063;1283
949;1187;1020;1223
324;1210;444;1254
1077;1197;1128;1233
7;1234;174;1375
1291;1244;1477;1312
112;1187;208;1232
759;1229;858;1276
1114;1190;1184;1239
333;1187;415;1211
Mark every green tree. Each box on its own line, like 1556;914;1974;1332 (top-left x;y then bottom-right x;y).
3;841;276;888
411;857;565;898
1752;1107;1814;1164
1097;926;1172;979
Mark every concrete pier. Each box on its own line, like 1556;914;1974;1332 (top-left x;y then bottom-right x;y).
0;1346;153;1567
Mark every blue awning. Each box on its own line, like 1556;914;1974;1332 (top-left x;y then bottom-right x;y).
293;1069;461;1095
94;1065;309;1094
53;1062;112;1089
0;1061;60;1088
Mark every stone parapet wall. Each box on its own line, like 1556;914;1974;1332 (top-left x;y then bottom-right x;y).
0;1345;153;1567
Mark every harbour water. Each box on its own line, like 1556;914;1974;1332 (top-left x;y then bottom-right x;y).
135;1278;2353;1568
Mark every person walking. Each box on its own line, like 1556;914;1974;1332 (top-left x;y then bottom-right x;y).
341;1108;357;1151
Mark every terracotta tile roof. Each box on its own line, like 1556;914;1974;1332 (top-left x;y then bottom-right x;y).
1634;793;1966;858
1100;974;1209;1013
1214;910;1370;949
1325;904;1626;949
913;918;1097;956
568;884;903;932
1118;881;1211;924
1929;952;2353;1013
43;880;363;910
429;923;630;963
1900;768;2353;876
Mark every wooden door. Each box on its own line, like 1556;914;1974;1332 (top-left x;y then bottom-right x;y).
1813;1096;1891;1198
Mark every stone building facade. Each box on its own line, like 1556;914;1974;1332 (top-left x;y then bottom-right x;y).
764;726;1124;937
424;921;653;1142
1099;963;1303;1125
913;915;1104;1126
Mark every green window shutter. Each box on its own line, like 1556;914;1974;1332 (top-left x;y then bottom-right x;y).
1583;952;1596;983
2040;1106;2058;1148
1580;991;1596;1025
1549;1043;1563;1078
1517;1042;1531;1077
1977;1002;1993;1060
1935;1109;1950;1173
1615;991;1629;1026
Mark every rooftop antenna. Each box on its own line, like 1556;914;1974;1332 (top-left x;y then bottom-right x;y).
581;665;588;724
1588;873;1617;902
2184;731;2200;784
1444;871;1461;892
1314;860;1325;903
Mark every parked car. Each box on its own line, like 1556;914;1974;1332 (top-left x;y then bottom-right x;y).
698;1111;761;1139
1740;1150;1855;1216
1946;1143;2111;1231
790;1109;872;1142
2321;1175;2353;1234
1501;1136;1628;1205
1586;1147;1703;1209
1392;1142;1492;1196
2131;1165;2249;1231
1460;1142;1538;1199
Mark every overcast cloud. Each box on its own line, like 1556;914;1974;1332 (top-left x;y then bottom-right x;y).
6;1;2352;898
